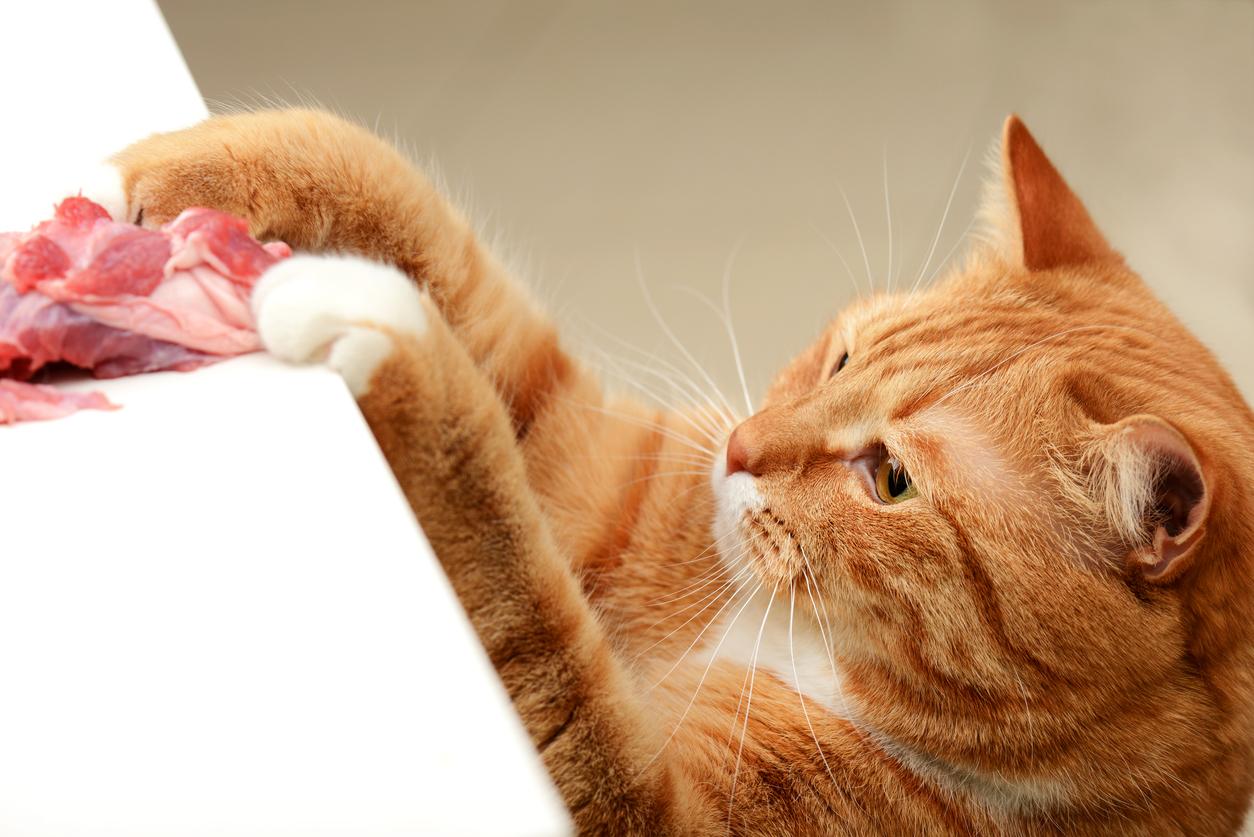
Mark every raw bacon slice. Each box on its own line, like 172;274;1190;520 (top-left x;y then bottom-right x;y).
0;197;291;424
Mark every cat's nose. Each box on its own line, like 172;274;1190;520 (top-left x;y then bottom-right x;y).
726;424;757;476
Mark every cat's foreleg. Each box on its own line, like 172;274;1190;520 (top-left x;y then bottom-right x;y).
109;109;584;436
252;253;709;835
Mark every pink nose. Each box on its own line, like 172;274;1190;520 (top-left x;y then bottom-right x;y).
726;425;753;476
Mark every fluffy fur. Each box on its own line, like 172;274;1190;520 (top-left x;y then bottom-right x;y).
106;109;1254;834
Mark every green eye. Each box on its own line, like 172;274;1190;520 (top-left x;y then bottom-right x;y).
874;455;917;504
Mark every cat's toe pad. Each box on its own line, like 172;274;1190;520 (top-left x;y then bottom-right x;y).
253;254;428;396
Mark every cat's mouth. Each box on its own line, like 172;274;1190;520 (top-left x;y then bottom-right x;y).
740;508;805;588
710;460;802;589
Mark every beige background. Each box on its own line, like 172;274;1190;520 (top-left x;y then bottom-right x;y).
159;0;1253;405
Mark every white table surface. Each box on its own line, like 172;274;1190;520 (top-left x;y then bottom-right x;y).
0;3;570;835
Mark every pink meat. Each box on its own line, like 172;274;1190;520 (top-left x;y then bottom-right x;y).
0;197;291;424
0;380;116;423
0;283;213;380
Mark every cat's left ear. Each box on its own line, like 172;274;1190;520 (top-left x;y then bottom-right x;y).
980;115;1119;271
1097;415;1211;584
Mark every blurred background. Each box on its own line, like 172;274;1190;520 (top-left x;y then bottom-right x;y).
159;0;1253;404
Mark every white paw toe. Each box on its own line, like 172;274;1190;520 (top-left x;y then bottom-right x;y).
72;163;129;222
252;254;428;396
327;327;397;397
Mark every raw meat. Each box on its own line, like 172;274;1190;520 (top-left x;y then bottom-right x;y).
0;380;116;424
0;197;291;424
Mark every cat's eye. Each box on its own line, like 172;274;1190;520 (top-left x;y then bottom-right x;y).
829;352;849;378
874;454;917;504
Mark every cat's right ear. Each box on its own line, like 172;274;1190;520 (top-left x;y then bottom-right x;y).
1091;415;1210;584
978;115;1119;272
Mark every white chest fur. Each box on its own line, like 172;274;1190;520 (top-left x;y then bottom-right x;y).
697;587;852;719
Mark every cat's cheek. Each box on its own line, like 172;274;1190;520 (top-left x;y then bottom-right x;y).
252;253;429;397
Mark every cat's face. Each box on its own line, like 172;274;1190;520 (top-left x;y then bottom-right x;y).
709;117;1251;797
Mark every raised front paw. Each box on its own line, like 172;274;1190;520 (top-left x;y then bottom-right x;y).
96;109;393;250
252;254;430;396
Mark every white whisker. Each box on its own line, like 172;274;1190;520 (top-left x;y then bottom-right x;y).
921;214;977;288
590;348;730;446
587;450;716;468
615;469;721;491
633;581;764;781
789;586;839;790
720;251;755;416
648;580;761;692
635;253;740;421
560;397;718;459
580;318;739;429
912;144;972;295
799;548;853;717
658;529;743;569
811;222;866;301
882;149;894;293
640;564;743;626
839;186;875;293
634;565;754;663
644;547;739;607
727;586;777;830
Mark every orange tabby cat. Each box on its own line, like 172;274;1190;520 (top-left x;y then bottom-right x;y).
100;111;1254;834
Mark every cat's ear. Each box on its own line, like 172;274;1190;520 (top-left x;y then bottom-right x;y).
1095;415;1210;583
978;115;1118;271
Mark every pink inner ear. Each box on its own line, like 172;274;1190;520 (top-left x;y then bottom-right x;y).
1124;420;1210;582
1004;116;1115;271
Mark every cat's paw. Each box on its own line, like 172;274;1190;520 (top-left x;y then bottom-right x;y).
108;122;258;229
252;254;429;397
106;110;374;242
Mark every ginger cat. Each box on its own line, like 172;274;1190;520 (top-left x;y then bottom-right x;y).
100;111;1254;834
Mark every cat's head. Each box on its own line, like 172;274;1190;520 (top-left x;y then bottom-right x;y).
711;116;1254;814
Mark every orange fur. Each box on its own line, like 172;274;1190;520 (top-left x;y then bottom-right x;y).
111;110;1254;834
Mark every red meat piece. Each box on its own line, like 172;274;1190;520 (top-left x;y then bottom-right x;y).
0;197;291;424
8;235;71;292
65;228;171;297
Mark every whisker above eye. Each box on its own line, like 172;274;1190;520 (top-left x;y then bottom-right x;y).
883;148;894;294
839;185;875;294
912;143;972;296
921;214;977;289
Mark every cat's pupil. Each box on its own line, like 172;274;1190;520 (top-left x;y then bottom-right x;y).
888;464;909;497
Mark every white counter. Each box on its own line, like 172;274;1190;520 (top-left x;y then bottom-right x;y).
0;3;569;835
